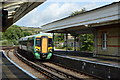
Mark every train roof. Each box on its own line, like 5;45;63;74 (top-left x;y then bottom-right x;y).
19;33;52;41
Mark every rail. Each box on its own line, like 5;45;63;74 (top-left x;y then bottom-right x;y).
15;51;82;80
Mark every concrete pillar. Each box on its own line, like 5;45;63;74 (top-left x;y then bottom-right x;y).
64;33;68;51
93;30;98;57
53;33;55;51
74;36;77;51
78;35;81;51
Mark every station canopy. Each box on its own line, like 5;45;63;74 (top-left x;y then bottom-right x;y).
41;2;120;35
0;0;46;32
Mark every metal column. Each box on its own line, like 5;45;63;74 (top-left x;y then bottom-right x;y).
74;36;77;51
65;33;68;51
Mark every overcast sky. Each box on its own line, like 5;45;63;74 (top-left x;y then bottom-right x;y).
14;0;119;27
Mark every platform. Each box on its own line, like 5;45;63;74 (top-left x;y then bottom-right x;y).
52;51;120;80
0;50;38;80
54;50;120;66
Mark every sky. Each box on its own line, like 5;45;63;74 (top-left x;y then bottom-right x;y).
14;0;119;28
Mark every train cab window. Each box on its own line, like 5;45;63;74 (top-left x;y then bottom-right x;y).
48;38;52;47
36;38;41;46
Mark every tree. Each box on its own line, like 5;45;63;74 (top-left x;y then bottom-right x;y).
23;31;32;36
69;8;94;51
79;34;94;51
0;32;3;40
4;25;23;40
3;25;32;45
54;33;64;42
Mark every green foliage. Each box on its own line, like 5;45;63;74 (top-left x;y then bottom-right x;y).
55;45;65;49
0;32;3;40
0;40;13;46
2;25;32;45
79;34;94;51
20;27;41;35
4;25;23;40
69;8;94;52
54;33;64;42
23;31;32;37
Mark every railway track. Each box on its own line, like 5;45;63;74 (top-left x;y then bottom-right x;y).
3;47;101;80
14;51;79;80
3;46;119;80
14;49;100;80
35;61;83;80
36;62;100;80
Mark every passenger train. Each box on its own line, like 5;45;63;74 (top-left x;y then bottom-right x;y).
17;33;53;60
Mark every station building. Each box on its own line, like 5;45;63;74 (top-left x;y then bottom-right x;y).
42;2;120;59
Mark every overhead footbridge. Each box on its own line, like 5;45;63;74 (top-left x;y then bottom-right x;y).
0;0;46;32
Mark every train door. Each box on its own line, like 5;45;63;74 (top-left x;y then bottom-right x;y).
41;37;48;53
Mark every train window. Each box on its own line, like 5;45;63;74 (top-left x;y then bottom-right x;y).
36;38;41;46
22;41;25;45
19;41;21;44
28;40;34;46
23;41;27;46
48;38;52;47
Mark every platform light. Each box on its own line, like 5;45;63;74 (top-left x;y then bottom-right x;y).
85;24;89;27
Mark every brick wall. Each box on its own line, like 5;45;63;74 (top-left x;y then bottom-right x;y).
97;26;120;56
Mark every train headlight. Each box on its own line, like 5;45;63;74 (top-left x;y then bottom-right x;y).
36;48;39;51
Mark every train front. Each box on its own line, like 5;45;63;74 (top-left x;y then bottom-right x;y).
34;35;53;60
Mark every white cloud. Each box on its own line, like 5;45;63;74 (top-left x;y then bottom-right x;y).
15;1;115;27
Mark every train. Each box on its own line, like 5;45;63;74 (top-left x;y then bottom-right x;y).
17;33;53;60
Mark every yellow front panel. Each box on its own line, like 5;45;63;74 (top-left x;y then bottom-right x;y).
42;38;48;53
35;46;40;51
48;47;52;50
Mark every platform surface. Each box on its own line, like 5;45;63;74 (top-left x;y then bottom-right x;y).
52;52;120;80
1;50;36;80
54;50;120;67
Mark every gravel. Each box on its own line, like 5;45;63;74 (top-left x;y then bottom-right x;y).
5;49;46;80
